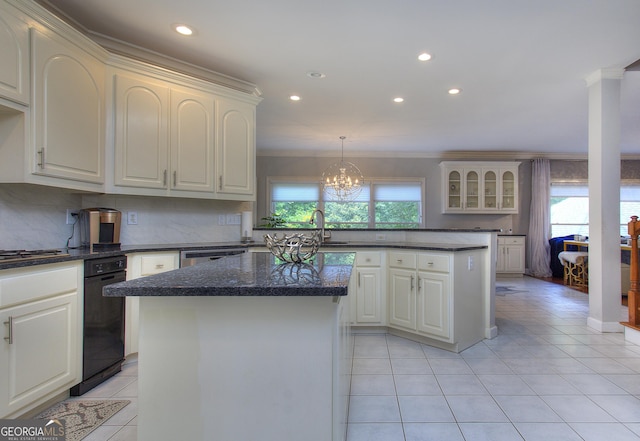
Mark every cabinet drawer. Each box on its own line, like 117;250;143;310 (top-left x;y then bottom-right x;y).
498;236;525;245
356;252;381;267
140;255;177;276
0;263;80;308
388;252;416;269
418;253;450;273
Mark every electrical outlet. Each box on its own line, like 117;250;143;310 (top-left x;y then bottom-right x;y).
468;255;474;271
127;211;138;225
226;214;241;225
65;209;77;225
218;215;226;225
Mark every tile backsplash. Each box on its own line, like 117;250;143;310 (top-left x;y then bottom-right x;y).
0;184;253;250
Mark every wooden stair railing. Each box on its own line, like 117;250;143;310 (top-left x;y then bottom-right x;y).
625;215;640;328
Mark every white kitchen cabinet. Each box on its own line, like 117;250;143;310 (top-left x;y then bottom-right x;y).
0;262;82;418
352;251;385;325
171;88;215;193
124;252;179;356
31;27;105;185
112;68;255;200
386;250;484;351
387;252;417;330
441;161;520;214
216;97;256;199
416;253;451;340
113;72;170;190
497;235;526;275
0;1;29;105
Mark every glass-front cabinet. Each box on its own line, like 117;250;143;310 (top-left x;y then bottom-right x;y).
441;161;520;214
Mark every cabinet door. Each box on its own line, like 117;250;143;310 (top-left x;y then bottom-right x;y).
355;267;382;324
32;29;104;183
0;5;28;104
114;73;169;189
446;169;463;211
388;268;415;330
504;245;525;273
464;170;480;209
217;98;255;197
0;293;78;417
483;170;498;210
500;169;517;211
416;271;451;340
170;89;215;193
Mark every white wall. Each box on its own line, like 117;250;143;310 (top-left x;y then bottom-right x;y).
256;155;532;234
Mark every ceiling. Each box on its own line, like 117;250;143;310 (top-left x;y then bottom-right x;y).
39;0;640;157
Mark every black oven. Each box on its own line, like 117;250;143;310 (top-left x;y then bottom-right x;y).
71;255;127;396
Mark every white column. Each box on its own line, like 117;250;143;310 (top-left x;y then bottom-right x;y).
586;68;624;332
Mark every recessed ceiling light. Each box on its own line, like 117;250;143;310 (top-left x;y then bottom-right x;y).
306;71;326;79
418;53;432;61
448;88;462;95
393;97;404;103
290;95;301;101
174;24;194;36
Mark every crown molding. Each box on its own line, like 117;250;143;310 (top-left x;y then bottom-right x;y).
585;68;626;87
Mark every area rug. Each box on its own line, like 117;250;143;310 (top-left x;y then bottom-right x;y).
496;285;528;296
36;399;130;441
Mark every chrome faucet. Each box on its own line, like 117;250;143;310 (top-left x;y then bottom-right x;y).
309;209;331;242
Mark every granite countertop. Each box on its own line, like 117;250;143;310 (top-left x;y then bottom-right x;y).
0;239;489;271
103;252;355;297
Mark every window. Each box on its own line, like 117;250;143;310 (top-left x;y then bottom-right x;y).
550;184;589;237
550;183;640;237
268;178;424;229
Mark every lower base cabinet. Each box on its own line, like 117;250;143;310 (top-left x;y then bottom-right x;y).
388;250;484;352
0;262;82;418
125;252;179;356
351;251;385;326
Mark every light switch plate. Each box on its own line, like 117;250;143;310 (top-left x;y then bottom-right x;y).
127;211;138;225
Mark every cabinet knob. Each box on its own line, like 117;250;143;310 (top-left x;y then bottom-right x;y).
163;169;168;186
155;264;165;269
427;262;434;266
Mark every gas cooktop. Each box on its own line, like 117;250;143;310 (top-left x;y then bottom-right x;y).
0;249;69;263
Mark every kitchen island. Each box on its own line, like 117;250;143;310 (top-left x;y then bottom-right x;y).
104;252;354;441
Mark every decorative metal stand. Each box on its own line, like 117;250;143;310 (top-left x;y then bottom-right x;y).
264;230;322;263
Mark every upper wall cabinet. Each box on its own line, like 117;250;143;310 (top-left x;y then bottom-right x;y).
0;2;29;105
31;28;105;184
111;71;217;197
112;72;170;191
109;61;259;201
440;161;520;214
217;98;256;198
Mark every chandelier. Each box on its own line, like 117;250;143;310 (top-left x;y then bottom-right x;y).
322;136;364;201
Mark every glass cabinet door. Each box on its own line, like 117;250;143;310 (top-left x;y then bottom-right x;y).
501;171;515;209
484;170;497;209
465;171;478;209
447;170;461;209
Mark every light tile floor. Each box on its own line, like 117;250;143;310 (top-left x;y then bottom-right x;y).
70;276;640;440
347;276;640;441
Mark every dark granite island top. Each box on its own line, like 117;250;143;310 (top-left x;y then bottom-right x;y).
103;251;355;298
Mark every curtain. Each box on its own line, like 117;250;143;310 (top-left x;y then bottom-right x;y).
527;158;552;277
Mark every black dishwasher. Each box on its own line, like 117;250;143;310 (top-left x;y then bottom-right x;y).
71;255;127;396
